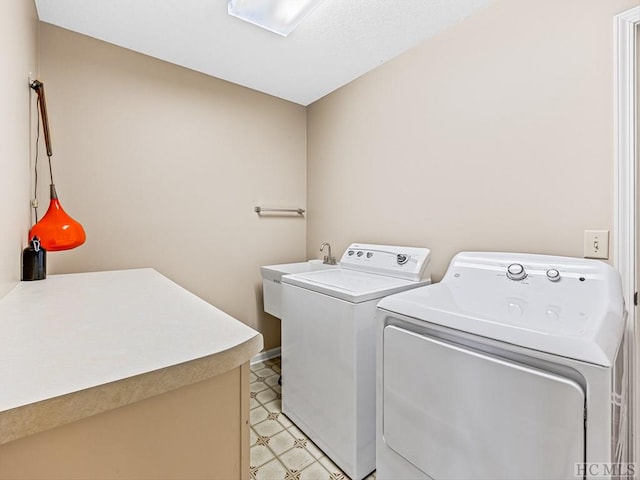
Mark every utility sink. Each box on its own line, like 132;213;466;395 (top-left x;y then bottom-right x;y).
261;260;338;319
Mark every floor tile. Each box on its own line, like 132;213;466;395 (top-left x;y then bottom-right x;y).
250;427;258;446
277;412;294;428
299;461;332;480
253;418;285;437
251;379;270;392
287;425;306;439
285;470;302;480
265;410;282;421
319;456;346;478
252;361;267;370
271;383;282;395
279;446;315;472
304;437;325;459
254;457;288;480
256;387;278;405
269;429;297;456
255;433;271;447
250;444;275;468
266;372;280;382
263;398;282;413
250;405;270;425
265;374;280;386
254;367;276;379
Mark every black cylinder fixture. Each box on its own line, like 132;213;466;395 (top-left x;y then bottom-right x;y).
22;237;47;281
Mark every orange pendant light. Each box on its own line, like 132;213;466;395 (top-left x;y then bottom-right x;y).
30;185;86;251
29;80;86;251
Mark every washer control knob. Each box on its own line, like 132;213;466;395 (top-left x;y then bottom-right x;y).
348;250;355;256
357;251;363;257
506;263;527;281
366;252;373;258
546;269;561;282
397;254;409;265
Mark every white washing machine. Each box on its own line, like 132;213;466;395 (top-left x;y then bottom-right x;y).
376;252;628;480
281;243;432;480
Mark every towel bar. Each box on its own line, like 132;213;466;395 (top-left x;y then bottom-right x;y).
254;206;305;215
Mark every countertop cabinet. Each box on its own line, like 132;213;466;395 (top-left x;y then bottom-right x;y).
0;269;263;479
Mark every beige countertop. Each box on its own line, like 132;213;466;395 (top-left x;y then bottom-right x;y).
0;268;263;445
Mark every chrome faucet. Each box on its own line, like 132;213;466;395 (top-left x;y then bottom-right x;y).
320;242;337;265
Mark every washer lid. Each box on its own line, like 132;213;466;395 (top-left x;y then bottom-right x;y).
377;252;626;367
282;268;429;303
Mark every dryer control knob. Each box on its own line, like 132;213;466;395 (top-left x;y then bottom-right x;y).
546;269;561;282
506;263;527;281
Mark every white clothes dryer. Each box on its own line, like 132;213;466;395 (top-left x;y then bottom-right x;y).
281;244;431;480
376;252;628;480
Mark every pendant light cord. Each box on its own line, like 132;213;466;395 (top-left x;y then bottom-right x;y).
33;95;40;223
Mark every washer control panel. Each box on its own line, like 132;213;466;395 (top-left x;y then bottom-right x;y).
347;249;411;266
340;243;431;281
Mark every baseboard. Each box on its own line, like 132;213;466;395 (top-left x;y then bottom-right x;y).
251;347;281;365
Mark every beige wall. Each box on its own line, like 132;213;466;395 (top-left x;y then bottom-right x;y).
307;0;636;281
21;0;636;350
38;24;307;350
0;1;38;298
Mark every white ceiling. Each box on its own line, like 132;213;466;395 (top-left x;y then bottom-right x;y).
34;0;492;106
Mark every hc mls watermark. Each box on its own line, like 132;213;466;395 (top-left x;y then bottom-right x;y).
575;463;637;478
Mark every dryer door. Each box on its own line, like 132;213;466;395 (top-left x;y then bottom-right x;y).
382;325;585;480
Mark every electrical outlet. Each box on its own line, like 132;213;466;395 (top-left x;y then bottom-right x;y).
584;230;609;259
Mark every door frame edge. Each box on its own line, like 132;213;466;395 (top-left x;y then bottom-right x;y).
614;5;640;466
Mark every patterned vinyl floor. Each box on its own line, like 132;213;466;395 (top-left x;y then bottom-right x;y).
249;357;377;480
